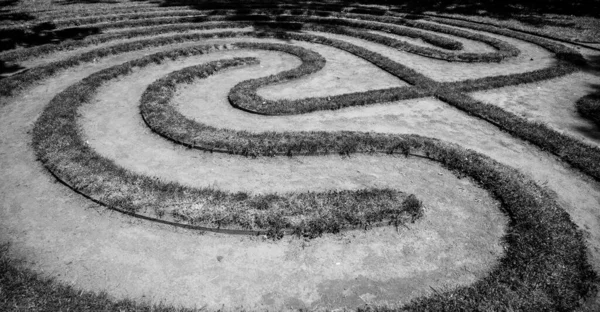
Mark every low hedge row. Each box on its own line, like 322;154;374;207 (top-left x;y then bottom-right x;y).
0;30;254;97
443;61;578;92
28;7;520;66
0;21;252;63
50;9;203;28
421;15;586;65
436;89;600;180
419;13;600;52
48;13;269;32
42;12;466;54
229;30;434;114
1;9;523;67
334;12;521;60
142;46;428;155
301;22;508;62
7;7;594;307
32;45;423;239
0;29;436;106
7;10;521;65
123;45;596;311
236;30;600;185
4;23;598;187
1;9;202;30
0;12;468;64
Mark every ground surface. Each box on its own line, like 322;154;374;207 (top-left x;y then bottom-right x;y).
1;0;600;311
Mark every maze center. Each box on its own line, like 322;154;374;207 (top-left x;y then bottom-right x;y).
1;1;600;311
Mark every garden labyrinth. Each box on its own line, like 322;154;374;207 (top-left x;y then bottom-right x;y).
1;1;600;310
